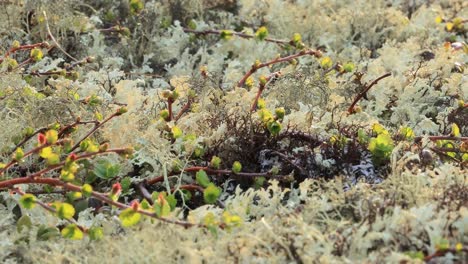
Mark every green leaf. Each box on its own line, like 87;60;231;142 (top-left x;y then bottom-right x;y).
45;153;60;166
120;177;132;193
39;147;53;158
451;123;460;137
166;194;177;211
119;208;141;227
140;199;152;210
220;30;233;40
320;57;333;69
60;169;75;182
210;156;222;169
275;107;285;119
88;226;104;240
343;62;355;72
255;26;269;41
45;130;58;144
30;48;43;62
181;190;192;201
81;184;93;197
61;224;83;240
267;121;282;136
95;111;103;121
129;0;144;14
368;134;394;165
254;176;266;189
203;212;218;236
14;147;24;161
171;126;183;139
37;225;60;241
399;126;415;141
154;194;171;217
80;139;99;153
203;183;221;204
55;202;76;220
404;251;424;260
196;170;211;187
93;160;120;180
372;123;389;136
232;161;242;173
19;194;36;209
16;215;32;233
222;211;243;228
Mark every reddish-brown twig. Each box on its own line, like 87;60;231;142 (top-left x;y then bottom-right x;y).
238;49;321;87
1;139;70;175
414;136;468;142
145;166;289;187
69;109;123;152
174;100;192;122
348;72;392;114
250;71;281;112
183;28;295;47
424;246;467;262
2;177;197;228
0;42;49;63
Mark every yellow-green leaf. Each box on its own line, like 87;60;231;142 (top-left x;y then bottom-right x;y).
320;57;333;69
56;202;75;220
154;194;171;217
203;183;221;204
196;170;211;187
45;130;58;144
19;194;36;209
171;126;183;139
61;224;83;240
119;208;141;227
39;147;53;158
232;161;242;173
88;226;104;240
451;123;460;137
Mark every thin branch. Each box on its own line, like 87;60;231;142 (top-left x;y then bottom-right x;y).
183;28;295;47
250;71;281;112
145;166;290;187
1;139;70;175
137;181;153;204
414;136;468;142
7;127;48;156
69;111;120;152
348;72;392;114
2;177;198;228
424;246;467;262
42;11;79;62
238;49;321;87
174;100;192;122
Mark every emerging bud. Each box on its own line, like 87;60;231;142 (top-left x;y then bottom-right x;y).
275;107;285;119
232;161;242;173
38;133;47;145
30;48;43;62
130;200;140;211
11;40;20;49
